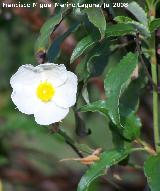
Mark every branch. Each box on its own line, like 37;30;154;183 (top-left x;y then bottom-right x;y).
50;123;84;158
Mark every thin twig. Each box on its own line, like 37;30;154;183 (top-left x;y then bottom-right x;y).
134;138;156;155
50;123;84;158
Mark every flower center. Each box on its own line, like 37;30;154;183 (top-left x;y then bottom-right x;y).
36;81;55;102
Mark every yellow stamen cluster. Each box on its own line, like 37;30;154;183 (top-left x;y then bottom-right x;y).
36;81;55;102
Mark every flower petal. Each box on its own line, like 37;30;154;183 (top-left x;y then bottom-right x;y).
34;102;69;125
35;63;68;87
10;65;39;90
11;86;38;115
53;71;78;108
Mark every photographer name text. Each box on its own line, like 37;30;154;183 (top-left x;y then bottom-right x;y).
1;2;128;9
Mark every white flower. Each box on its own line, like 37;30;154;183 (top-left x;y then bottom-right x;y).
10;63;78;125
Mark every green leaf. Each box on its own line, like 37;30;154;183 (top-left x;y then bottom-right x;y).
105;23;136;37
120;70;147;111
120;105;141;140
144;154;160;191
82;85;90;104
126;2;148;26
47;22;80;62
80;100;141;141
114;16;150;37
79;53;140;140
114;16;133;23
75;143;93;154
149;18;160;33
83;7;106;38
75;40;110;80
80;100;108;117
104;52;138;126
35;13;62;51
109;122;128;149
76;56;90;81
70;34;99;63
86;40;110;76
88;54;108;76
77;149;130;191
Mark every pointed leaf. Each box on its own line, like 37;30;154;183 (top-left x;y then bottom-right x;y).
149;19;160;33
114;16;133;23
120;70;147;111
80;100;108;117
47;23;80;62
120;105;141;140
114;16;150;37
77;149;130;191
86;40;110;77
79;53;141;140
75;40;110;80
144;154;160;191
104;52;138;126
35;13;62;51
83;7;106;38
105;23;136;37
70;34;99;63
82;86;90;104
126;2;148;26
76;56;90;81
80;100;141;141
